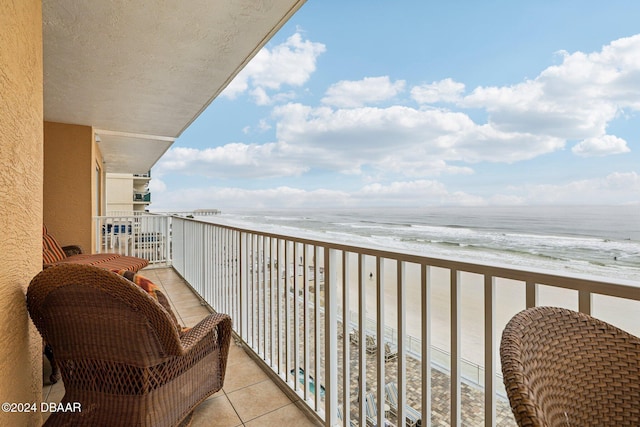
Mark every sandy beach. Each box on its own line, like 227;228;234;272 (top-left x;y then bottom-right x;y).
339;254;640;368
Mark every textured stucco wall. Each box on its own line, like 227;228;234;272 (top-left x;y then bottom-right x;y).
0;1;44;425
43;122;95;252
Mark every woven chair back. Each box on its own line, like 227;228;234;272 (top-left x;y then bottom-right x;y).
28;264;183;367
500;306;640;426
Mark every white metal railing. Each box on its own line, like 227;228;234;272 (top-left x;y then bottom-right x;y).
94;214;171;264
169;216;640;427
97;214;640;427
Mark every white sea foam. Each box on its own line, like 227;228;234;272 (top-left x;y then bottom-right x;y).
209;206;640;282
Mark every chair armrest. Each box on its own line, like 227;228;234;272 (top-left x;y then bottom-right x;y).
180;313;232;354
62;245;83;256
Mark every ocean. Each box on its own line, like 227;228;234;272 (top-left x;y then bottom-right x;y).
210;205;640;283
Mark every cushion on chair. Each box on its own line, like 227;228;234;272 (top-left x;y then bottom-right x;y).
43;225;67;263
114;269;189;334
43;224;149;272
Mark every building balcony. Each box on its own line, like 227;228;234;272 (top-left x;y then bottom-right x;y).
133;191;151;203
87;214;640;427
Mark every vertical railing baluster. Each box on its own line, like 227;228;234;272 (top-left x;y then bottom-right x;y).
525;280;537;309
235;230;241;335
376;257;385;427
397;261;406;427
270;237;275;367
484;275;496;426
222;228;227;314
314;245;321;410
284;239;291;381
579;290;592;315
451;269;461;427
303;243;310;404
357;254;366;425
240;232;248;342
262;234;266;358
293;242;300;395
215;226;219;308
275;238;281;374
342;251;350;427
421;264;431;427
250;234;256;349
324;247;337;426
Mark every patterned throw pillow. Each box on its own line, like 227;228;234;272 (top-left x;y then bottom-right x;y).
113;269;191;335
42;225;67;264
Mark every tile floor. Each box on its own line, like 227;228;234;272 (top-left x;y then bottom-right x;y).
41;266;321;427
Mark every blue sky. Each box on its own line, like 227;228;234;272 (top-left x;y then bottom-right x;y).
150;1;640;211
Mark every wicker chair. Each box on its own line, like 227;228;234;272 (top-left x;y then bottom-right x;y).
27;264;232;427
500;306;640;427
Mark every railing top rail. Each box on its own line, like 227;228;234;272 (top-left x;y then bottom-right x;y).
171;215;640;300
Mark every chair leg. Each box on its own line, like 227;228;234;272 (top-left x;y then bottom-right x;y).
44;343;60;384
177;411;194;427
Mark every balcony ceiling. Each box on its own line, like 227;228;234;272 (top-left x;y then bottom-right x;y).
43;0;305;173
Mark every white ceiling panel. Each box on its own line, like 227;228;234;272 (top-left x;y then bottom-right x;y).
43;0;305;172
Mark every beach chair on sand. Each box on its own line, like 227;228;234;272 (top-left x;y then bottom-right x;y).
385;382;421;427
350;330;359;345
365;392;397;427
337;406;357;427
365;392;379;426
365;335;377;354
384;342;398;362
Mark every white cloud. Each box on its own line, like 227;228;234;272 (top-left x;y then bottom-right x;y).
150;170;640;211
149;179;488;211
154;34;640;210
154;144;307;178
157;100;568;183
250;87;271;106
461;34;640;150
411;78;466;104
510;171;640;204
321;76;406;108
358;180;485;206
273;103;565;170
150;185;353;211
374;157;474;177
147;177;166;192
571;135;630;157
222;32;326;103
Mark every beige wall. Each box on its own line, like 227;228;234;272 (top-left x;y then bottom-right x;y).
107;173;135;211
93;135;105;247
44;122;103;253
0;1;44;425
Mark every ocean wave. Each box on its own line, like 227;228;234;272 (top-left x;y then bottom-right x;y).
213;209;640;282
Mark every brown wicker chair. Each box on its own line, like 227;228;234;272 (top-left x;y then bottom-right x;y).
500;306;640;427
27;263;232;427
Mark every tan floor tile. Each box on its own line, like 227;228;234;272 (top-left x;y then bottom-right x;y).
173;303;207;315
244;402;319;427
223;359;269;393
228;379;291;422
159;277;189;287
227;343;253;367
46;382;66;403
164;288;198;299
181;314;212;327
171;300;206;312
191;395;242;427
